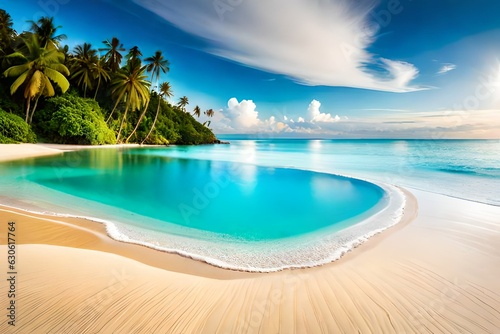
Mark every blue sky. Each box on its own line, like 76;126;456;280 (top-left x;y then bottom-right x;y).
3;0;500;138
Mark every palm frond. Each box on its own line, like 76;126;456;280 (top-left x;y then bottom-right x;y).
44;67;70;93
4;52;27;61
50;62;70;76
10;71;28;95
26;70;43;98
42;75;55;96
3;63;29;78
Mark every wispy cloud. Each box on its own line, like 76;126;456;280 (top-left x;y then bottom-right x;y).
133;0;426;93
438;63;457;75
213;98;346;134
361;108;409;112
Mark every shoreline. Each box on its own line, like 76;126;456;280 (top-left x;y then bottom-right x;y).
0;185;414;275
0;143;409;272
1;143;499;332
0;143;144;162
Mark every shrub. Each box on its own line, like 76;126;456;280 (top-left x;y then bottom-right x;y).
34;92;116;145
0;108;37;143
0;133;18;144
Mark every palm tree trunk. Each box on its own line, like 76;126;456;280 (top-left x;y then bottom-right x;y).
29;94;42;125
141;97;161;145
116;103;130;143
125;72;158;144
126;73;156;143
125;98;150;143
107;90;126;123
25;98;31;123
93;77;101;100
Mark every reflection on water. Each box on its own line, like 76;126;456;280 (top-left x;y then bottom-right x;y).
166;139;500;206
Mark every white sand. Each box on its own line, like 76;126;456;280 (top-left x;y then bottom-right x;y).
0;143;63;161
0;143;143;162
0;144;499;333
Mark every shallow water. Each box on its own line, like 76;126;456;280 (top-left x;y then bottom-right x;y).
3;149;384;241
2;138;496;270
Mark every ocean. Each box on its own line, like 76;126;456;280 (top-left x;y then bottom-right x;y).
0;139;498;271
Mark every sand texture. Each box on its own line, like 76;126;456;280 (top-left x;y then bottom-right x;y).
0;144;499;333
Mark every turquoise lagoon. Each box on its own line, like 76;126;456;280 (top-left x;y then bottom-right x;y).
4;139;498;271
0;144;405;271
31;151;387;240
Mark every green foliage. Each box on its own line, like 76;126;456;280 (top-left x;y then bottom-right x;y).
174;108;216;145
0;9;220;147
3;34;70;124
0;108;37;143
0;133;18;144
138;97;216;145
0;84;22;115
35;92;116;145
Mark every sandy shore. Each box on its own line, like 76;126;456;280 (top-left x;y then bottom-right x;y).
0;143;142;162
1;144;499;333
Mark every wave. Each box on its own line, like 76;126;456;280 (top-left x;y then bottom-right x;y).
435;166;500;178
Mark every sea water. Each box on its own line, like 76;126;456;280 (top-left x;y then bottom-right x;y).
0;139;498;271
161;138;500;206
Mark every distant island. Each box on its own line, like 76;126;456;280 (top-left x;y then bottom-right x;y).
0;9;218;145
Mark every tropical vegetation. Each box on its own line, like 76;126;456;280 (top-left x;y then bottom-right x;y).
0;9;218;145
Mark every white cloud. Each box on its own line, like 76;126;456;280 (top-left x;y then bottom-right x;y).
134;0;426;93
308;99;340;123
227;97;260;129
438;63;457;75
213;98;344;133
211;98;500;138
213;98;292;133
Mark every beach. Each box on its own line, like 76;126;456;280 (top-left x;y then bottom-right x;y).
1;144;499;333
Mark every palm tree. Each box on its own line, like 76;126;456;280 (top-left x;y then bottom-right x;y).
142;82;173;144
100;37;125;72
178;96;189;112
126;46;142;66
144;50;169;88
0;9;16;53
192;105;201;118
205;108;215;117
109;61;150;142
72;43;96;61
202;109;214;128
28;16;66;49
125;50;169;142
92;56;110;100
3;34;69;123
70;43;98;97
60;44;71;66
